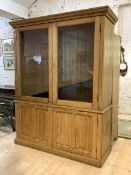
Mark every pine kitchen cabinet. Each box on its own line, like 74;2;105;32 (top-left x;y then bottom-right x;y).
10;6;120;167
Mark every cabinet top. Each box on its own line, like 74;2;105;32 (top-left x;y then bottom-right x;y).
10;6;117;28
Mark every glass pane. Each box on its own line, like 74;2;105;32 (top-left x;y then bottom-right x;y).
21;29;49;98
58;23;94;102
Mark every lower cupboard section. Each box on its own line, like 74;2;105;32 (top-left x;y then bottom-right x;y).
15;102;112;167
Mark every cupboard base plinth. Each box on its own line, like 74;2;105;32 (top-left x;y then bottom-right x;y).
15;137;112;168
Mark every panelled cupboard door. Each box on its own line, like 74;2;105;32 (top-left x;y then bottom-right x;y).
52;17;100;110
16;103;36;142
53;108;97;158
35;105;52;146
16;103;52;146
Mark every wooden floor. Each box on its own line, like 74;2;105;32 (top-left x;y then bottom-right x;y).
119;114;131;120
0;133;131;175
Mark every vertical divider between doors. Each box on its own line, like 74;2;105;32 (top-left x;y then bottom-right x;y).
49;24;53;103
52;23;58;104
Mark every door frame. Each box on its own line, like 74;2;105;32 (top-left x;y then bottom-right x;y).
52;17;101;110
15;24;53;104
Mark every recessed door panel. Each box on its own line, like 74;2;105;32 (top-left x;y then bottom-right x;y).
16;103;52;146
35;106;52;145
53;108;97;158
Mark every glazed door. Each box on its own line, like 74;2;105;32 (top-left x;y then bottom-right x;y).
52;17;100;110
16;24;52;103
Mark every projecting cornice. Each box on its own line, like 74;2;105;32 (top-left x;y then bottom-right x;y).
10;6;118;28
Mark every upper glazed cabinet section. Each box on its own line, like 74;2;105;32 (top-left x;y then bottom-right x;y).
10;6;118;108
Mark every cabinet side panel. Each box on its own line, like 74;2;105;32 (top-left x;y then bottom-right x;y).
102;109;112;157
99;17;114;110
112;35;120;141
96;109;112;161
